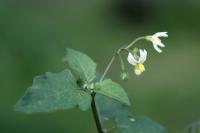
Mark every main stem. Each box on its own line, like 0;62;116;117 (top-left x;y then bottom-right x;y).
91;93;104;133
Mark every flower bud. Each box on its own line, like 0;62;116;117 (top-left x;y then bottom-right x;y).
120;72;129;81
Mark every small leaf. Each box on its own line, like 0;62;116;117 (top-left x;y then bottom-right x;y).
15;69;91;113
95;94;167;133
63;48;97;82
94;79;130;106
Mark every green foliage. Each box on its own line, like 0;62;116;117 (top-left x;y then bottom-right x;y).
14;48;166;133
63;48;97;82
15;69;92;113
15;49;130;113
94;79;130;106
95;94;167;133
116;116;167;133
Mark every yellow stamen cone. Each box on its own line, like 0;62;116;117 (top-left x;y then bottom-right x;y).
138;64;145;72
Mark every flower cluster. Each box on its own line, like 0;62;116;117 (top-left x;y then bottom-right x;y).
127;32;168;76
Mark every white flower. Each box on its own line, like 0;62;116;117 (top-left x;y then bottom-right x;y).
146;32;168;53
127;49;147;75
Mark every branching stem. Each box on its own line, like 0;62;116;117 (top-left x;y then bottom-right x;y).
100;36;146;81
92;36;147;133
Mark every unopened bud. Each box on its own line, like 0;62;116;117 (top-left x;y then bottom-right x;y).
120;72;129;81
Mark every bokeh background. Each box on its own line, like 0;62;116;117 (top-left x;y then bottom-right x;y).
0;0;200;133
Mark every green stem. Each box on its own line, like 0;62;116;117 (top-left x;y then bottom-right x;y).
100;36;146;81
125;36;146;49
100;54;116;82
93;36;147;133
118;53;126;72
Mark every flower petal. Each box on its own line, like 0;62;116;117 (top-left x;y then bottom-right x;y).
127;53;138;66
134;69;142;75
153;43;162;53
157;42;165;47
139;49;147;63
154;32;168;38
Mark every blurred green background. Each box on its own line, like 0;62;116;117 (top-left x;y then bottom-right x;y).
0;0;200;133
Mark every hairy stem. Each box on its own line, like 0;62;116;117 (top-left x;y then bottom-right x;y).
91;93;104;133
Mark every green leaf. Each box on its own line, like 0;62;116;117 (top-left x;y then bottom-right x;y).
63;48;97;82
115;116;167;133
94;79;130;106
15;69;91;113
183;120;200;133
95;94;167;133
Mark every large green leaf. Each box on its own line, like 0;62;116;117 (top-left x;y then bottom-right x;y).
95;94;167;133
15;69;91;113
63;48;97;82
94;79;130;106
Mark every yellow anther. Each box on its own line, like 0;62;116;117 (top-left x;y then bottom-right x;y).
154;37;161;43
146;36;161;43
138;64;145;72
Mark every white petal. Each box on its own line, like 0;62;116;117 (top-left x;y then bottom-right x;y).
134;69;142;75
153;32;168;38
139;49;147;63
157;42;165;47
153;43;162;53
127;53;138;66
